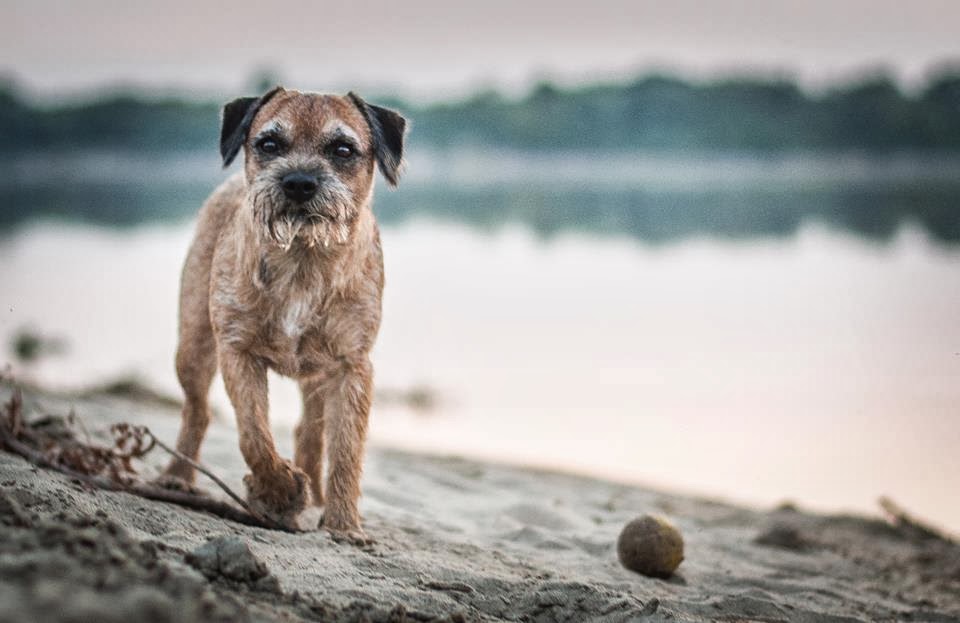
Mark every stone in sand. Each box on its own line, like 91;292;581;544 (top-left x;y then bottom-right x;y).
754;524;811;551
186;535;269;583
617;514;684;578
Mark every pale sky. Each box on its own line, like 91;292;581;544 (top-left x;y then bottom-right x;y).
2;0;959;100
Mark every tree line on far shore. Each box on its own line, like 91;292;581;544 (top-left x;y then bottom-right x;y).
1;67;959;154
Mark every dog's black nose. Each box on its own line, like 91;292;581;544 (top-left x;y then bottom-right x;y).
281;172;319;203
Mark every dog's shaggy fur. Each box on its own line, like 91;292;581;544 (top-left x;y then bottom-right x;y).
163;87;406;541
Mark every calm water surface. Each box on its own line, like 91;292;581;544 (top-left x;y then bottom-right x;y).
2;221;958;531
1;150;959;531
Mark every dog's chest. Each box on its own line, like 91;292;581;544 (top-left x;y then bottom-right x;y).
254;277;376;378
258;289;331;376
210;238;383;379
278;295;313;340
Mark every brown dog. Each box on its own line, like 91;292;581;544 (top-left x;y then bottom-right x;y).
163;86;406;541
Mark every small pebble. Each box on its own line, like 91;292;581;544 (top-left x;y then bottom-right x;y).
186;535;269;583
754;524;810;551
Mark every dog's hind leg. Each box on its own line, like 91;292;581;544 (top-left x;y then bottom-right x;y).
163;285;218;484
161;213;224;485
295;377;326;506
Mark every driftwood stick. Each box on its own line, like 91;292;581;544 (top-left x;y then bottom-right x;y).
0;392;294;532
0;425;290;530
6;388;23;438
878;496;951;542
145;430;277;527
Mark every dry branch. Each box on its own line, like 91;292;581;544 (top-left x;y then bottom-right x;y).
0;388;293;532
878;496;952;543
148;434;267;523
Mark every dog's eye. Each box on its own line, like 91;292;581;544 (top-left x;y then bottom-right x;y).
332;143;355;159
257;138;280;154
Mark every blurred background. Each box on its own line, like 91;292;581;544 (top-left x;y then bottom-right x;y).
1;1;958;532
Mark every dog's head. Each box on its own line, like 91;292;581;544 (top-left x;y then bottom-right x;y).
219;87;406;250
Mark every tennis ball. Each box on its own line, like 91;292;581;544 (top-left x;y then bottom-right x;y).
617;514;684;578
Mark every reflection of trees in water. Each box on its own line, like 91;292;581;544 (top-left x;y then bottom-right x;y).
1;179;958;245
0;181;212;229
374;183;960;245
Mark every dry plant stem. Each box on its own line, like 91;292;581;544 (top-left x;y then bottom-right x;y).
0;425;290;531
878;496;952;542
0;391;293;532
147;430;269;524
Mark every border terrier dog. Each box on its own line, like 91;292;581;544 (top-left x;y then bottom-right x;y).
162;86;406;542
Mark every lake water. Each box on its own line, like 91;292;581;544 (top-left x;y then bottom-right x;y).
2;149;959;532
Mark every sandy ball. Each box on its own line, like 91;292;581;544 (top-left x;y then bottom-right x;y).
617;514;684;577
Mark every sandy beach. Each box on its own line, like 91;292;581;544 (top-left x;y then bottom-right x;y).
1;383;958;622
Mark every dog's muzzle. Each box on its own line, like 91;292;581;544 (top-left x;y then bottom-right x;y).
281;172;319;203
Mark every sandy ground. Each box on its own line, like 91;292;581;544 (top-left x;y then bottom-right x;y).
1;384;958;623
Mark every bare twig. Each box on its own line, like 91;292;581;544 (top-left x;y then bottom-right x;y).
67;408;92;445
420;577;476;594
145;430;278;527
879;496;952;543
0;421;292;531
6;388;23;438
0;390;294;533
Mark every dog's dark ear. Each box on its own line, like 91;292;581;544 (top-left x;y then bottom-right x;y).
348;92;407;186
220;86;283;168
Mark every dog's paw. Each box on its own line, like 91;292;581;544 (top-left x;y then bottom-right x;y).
244;461;309;528
325;524;375;547
319;508;373;547
158;459;198;488
153;472;204;495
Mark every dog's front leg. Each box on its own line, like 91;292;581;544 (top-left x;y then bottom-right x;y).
219;346;308;527
321;357;373;543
